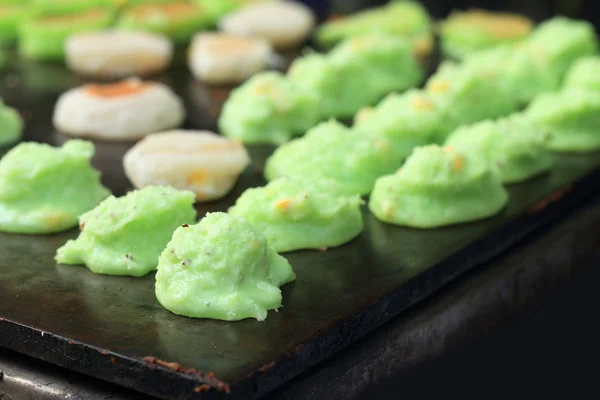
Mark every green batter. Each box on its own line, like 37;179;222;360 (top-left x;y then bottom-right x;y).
265;120;402;196
19;7;115;61
445;114;552;184
219;71;320;145
0;140;109;234
369;144;508;228
288;33;423;119
563;56;600;92
155;212;296;321
525;88;600;152
315;1;433;58
55;186;196;277
228;176;363;253
0;101;23;147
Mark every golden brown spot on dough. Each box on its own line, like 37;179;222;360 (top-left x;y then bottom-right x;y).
412;35;434;59
275;198;292;210
383;202;396;217
443;145;455;152
201;141;241;151
427;80;450;94
37;9;106;27
40;212;71;228
452;155;465;171
0;5;21;14
186;170;208;185
452;9;533;38
410;95;435;111
254;82;273;95
355;107;374;124
206;36;261;55
85;80;151;98
128;2;200;20
374;139;388;151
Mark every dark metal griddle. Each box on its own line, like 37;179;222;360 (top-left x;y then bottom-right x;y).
1;42;600;400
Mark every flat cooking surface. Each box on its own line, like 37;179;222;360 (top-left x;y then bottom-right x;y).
1;50;600;400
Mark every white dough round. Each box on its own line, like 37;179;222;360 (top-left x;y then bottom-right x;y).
219;1;316;49
53;79;185;141
188;33;273;85
65;30;173;78
123;130;251;201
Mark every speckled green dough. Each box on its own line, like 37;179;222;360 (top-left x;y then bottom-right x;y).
155;212;296;321
265;120;402;196
0;140;110;234
315;1;433;56
462;45;561;106
525;89;600;152
563;56;600;92
424;62;517;142
524;16;598;79
369;145;508;228
353;89;448;156
438;9;533;60
117;1;212;44
19;8;115;61
55;186;196;277
0;1;31;45
228;176;363;253
445;114;552;184
289;34;422;119
219;72;320;145
0;102;23;146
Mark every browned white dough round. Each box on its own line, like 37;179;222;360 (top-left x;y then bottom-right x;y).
123;130;251;201
52;79;185;141
188;33;273;85
65;30;173;78
219;1;316;49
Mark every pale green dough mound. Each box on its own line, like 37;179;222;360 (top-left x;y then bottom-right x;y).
228;176;363;253
524;16;598;79
0;102;23;146
525;89;600;152
155;212;296;321
563;56;600;92
445;114;552;184
219;71;320;145
462;45;561;106
0;140;110;234
289;33;422;119
265;120;402;195
369;145;508;228
424;61;517;142
353;89;449;156
438;9;533;60
56;186;196;277
315;1;433;57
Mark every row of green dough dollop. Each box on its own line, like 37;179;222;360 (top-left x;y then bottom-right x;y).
218;32;423;144
0;0;279;60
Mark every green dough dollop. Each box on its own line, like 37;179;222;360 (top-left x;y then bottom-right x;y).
445;114;552;184
228;176;363;253
0;140;110;234
369;144;508;228
353;89;448;157
55;186;196;277
424;61;517;142
462;44;561;106
0;101;23;147
265;120;402;196
117;1;212;44
438;9;533;60
155;212;296;321
563;56;600;92
315;1;433;58
525;89;600;152
523;16;598;79
19;8;115;61
288;33;423;119
219;71;320;145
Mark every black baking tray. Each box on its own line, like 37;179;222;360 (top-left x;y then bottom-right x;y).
1;15;600;400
